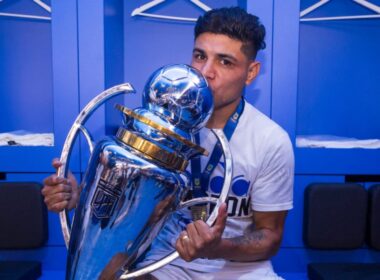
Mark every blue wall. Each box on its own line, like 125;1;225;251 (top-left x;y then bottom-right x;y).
0;1;53;134
298;1;380;140
1;0;380;278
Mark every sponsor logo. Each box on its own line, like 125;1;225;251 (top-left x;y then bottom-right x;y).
209;170;251;217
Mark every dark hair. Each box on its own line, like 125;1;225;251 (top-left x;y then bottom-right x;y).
194;7;266;59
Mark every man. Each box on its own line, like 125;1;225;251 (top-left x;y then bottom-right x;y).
42;7;294;280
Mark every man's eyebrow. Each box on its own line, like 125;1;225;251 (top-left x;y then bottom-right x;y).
218;53;238;63
193;48;238;62
192;48;205;54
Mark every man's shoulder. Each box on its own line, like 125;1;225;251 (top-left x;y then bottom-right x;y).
241;102;289;139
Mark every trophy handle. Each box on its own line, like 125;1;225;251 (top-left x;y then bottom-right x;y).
57;83;136;248
119;128;233;279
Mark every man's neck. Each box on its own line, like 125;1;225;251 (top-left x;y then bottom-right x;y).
206;98;242;129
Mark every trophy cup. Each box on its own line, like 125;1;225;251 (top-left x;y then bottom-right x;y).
57;64;233;279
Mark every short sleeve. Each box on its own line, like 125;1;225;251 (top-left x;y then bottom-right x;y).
251;130;294;212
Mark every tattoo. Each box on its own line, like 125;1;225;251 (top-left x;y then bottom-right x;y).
229;224;266;247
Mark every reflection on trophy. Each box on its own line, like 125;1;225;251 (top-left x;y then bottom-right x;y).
57;64;233;279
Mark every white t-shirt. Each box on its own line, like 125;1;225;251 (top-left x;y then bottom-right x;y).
139;101;294;278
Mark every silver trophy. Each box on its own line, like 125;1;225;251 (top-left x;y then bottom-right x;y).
57;64;233;279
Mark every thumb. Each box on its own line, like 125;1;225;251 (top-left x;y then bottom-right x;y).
52;158;63;170
212;202;227;235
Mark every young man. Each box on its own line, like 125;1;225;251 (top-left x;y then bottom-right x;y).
42;7;294;280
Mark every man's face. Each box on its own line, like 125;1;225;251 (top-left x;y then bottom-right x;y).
191;32;260;111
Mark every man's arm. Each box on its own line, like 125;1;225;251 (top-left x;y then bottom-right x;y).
217;210;287;261
175;204;287;262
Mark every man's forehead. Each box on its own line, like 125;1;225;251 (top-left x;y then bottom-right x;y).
193;33;245;57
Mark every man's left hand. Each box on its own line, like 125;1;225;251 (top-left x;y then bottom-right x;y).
175;203;228;262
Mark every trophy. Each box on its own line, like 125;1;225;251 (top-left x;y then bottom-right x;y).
57;64;233;279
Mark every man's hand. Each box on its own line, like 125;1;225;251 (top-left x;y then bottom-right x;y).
175;203;228;262
41;158;80;212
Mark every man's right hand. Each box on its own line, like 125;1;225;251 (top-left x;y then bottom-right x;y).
41;158;80;212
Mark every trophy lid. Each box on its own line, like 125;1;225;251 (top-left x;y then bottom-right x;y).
142;64;213;134
115;64;213;171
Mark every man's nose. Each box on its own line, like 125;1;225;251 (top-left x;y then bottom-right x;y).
200;61;216;80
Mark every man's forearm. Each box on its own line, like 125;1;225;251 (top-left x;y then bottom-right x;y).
208;227;282;262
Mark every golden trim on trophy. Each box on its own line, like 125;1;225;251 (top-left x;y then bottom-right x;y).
116;104;208;156
116;127;188;171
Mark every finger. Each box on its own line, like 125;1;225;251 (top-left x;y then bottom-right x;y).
176;231;192;261
175;237;186;259
52;158;77;186
186;221;201;237
182;226;204;260
44;191;72;203
212;202;228;235
188;220;212;246
48;200;69;212
184;223;202;254
43;174;67;187
191;219;210;234
179;231;191;244
44;192;72;209
41;183;72;197
186;222;212;258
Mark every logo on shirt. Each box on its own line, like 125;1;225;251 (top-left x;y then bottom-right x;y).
207;163;251;217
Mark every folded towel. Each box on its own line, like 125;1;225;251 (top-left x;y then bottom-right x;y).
0;131;54;146
296;135;380;149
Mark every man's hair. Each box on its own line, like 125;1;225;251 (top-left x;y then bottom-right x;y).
194;7;266;59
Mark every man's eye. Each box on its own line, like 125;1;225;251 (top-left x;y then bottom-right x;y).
220;59;232;66
194;53;205;60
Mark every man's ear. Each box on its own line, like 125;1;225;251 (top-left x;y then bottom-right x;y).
246;61;261;85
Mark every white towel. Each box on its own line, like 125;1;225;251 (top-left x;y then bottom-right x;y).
0;131;54;146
